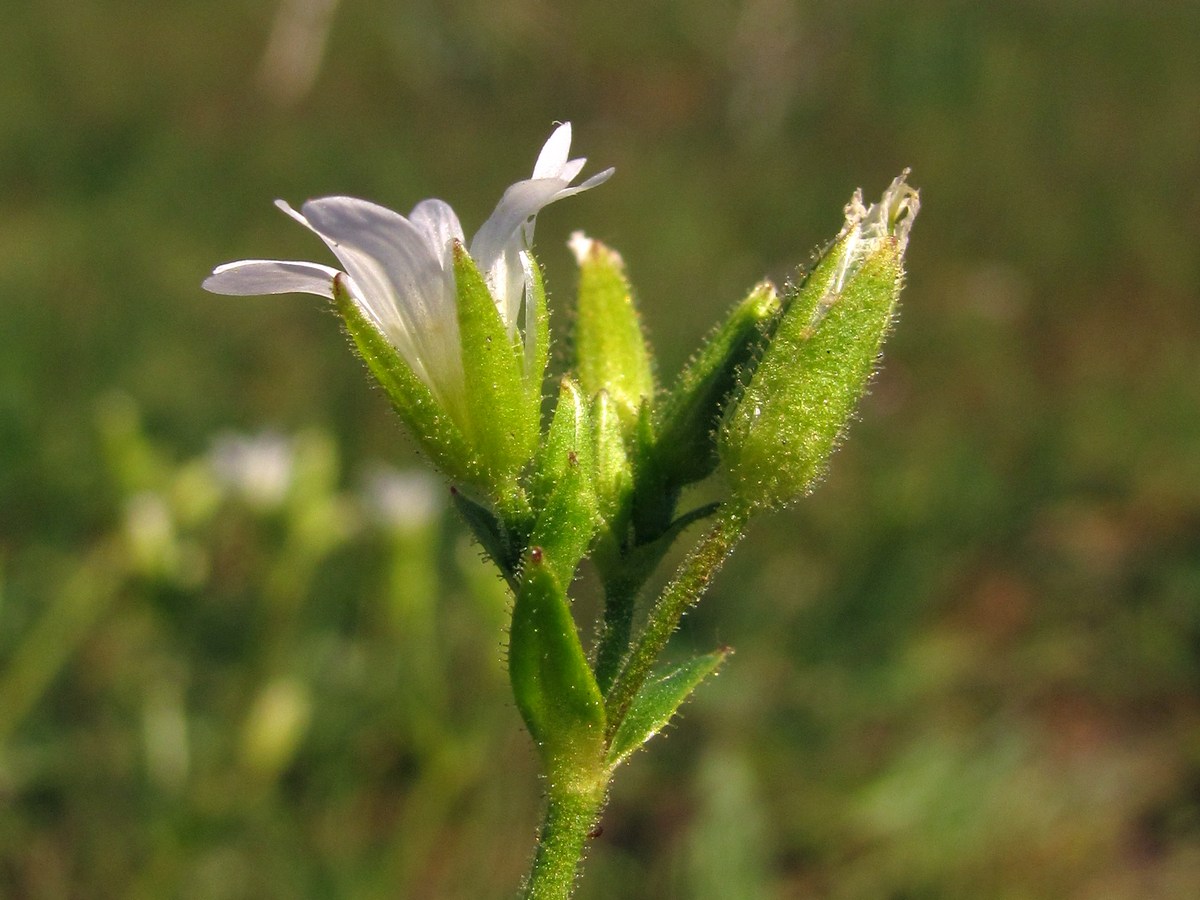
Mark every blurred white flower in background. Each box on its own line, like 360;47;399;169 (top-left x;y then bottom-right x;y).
360;463;443;534
209;430;296;511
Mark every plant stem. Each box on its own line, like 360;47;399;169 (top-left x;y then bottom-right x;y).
521;781;608;900
603;502;750;738
592;575;639;694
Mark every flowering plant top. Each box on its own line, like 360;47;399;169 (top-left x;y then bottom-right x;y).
204;120;917;900
205;123;612;424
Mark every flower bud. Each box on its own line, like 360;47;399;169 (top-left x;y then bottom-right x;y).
720;172;919;510
653;280;781;488
530;379;600;584
569;233;656;431
590;390;635;570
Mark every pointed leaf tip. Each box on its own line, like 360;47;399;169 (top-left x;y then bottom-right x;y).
606;647;730;769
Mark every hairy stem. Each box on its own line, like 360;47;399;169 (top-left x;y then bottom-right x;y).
603;502;750;739
521;781;608;900
592;575;640;695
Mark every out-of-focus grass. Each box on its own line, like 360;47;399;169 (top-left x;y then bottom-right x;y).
2;0;1199;896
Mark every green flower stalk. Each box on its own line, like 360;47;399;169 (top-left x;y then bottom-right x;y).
204;135;918;900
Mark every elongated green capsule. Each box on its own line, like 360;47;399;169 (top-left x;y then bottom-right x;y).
720;172;919;510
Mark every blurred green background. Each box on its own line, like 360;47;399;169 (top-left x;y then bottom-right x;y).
3;0;1199;896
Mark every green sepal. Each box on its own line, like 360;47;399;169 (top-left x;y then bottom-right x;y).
449;486;520;591
509;549;606;780
530;380;599;585
532;378;591;509
606;647;730;769
654;281;780;488
333;276;479;486
570;234;655;431
524;251;551;414
452;243;538;490
720;174;918;510
629;400;677;543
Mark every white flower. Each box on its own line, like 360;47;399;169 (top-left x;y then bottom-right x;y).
359;463;442;533
208;429;295;509
203;123;613;423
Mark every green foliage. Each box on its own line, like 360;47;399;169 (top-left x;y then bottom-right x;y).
4;2;1200;897
606;647;729;769
508;551;606;782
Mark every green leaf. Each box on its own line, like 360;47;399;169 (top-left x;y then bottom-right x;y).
530;380;599;585
606;647;731;769
452;243;538;489
333;277;480;486
570;234;655;431
509;550;606;780
449;486;520;590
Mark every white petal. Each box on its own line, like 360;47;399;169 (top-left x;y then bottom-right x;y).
558;157;587;184
409;198;465;267
557;166;615;198
202;259;340;297
482;243;529;337
469;178;572;272
300;195;446;334
274;199;318;234
532;122;572;179
300;196;464;410
519;250;539;373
